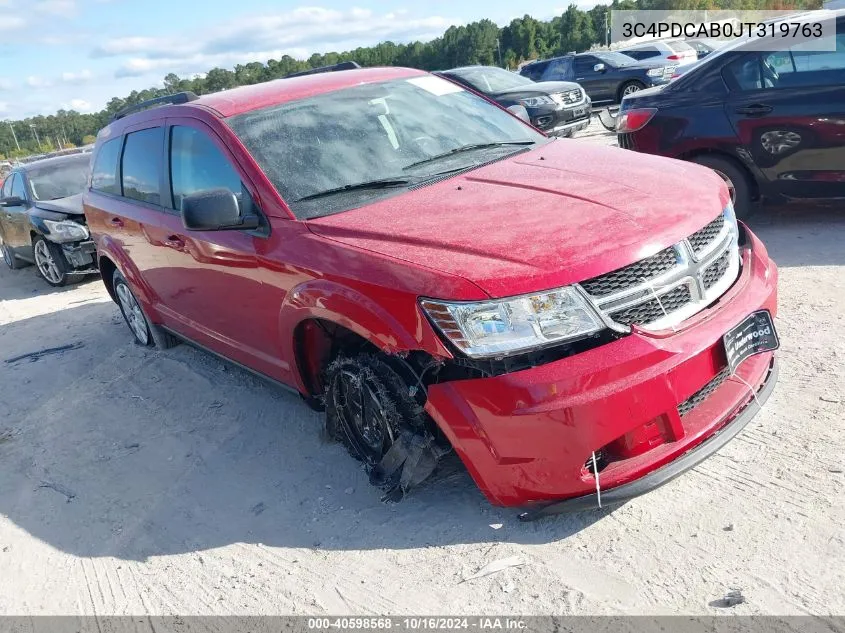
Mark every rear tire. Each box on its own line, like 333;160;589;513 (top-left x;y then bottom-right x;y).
112;270;179;348
617;80;645;102
690;155;753;220
1;238;24;270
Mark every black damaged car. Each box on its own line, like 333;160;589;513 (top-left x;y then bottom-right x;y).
436;66;592;137
0;153;98;286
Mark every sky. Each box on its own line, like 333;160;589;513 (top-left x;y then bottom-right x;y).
0;0;596;120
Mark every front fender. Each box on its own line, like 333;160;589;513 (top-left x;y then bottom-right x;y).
278;278;453;392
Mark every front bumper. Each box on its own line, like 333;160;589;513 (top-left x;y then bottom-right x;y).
532;105;592;137
59;239;98;271
425;227;778;508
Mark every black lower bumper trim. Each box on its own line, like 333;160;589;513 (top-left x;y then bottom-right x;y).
518;358;779;521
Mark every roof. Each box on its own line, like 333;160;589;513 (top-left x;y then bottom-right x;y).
194;66;427;118
15;153;90;172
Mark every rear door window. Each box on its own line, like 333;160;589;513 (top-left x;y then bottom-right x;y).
9;173;24;199
121;127;163;205
91;137;122;194
521;61;548;81
169;126;243;211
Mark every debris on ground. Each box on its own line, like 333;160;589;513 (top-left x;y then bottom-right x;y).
460;556;525;583
723;524;734;532
4;342;84;364
819;396;841;403
712;589;746;608
37;481;76;503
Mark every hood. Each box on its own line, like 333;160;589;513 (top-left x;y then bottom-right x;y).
492;80;582;98
308;141;729;299
33;193;84;217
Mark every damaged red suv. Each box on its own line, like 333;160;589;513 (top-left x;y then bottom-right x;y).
84;66;779;519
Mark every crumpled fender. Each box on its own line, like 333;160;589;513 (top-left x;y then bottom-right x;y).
278;278;452;393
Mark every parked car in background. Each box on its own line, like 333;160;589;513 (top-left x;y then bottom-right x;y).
85;66;778;517
617;11;845;218
436;65;591;137
520;51;676;103
0;154;98;286
617;39;698;66
685;38;726;59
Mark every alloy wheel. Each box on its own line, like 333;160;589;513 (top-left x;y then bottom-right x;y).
34;240;63;284
333;368;394;461
623;84;642;96
1;241;12;268
115;282;150;345
712;168;737;205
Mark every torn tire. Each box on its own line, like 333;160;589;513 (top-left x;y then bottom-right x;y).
324;352;447;500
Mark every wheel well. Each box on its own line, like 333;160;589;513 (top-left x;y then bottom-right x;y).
98;256;117;302
293;319;377;398
678;149;760;201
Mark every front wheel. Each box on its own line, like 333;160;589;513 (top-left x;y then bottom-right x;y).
33;235;71;286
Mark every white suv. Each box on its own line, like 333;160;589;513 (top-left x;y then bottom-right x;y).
617;40;698;67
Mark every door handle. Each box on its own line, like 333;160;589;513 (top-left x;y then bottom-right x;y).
163;235;185;250
109;217;124;228
735;104;773;116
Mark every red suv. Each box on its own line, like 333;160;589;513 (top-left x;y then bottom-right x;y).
84;66;779;519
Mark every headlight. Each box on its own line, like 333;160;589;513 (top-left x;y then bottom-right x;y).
43;219;89;242
647;68;666;77
421;287;604;358
520;95;555;108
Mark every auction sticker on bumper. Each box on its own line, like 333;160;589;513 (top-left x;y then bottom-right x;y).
723;309;779;374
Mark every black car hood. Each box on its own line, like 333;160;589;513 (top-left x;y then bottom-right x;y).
492;80;582;97
32;193;84;217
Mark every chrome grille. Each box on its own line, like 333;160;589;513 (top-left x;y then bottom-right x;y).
608;284;692;327
581;247;676;298
578;209;740;332
703;249;731;290
678;367;730;417
689;214;725;255
552;88;584;106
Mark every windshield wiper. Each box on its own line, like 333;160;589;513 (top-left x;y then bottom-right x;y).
296;178;412;202
403;141;537;171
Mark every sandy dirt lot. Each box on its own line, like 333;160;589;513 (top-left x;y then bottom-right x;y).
0;123;843;615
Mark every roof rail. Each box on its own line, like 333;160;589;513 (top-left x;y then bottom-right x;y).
111;91;199;122
285;61;361;78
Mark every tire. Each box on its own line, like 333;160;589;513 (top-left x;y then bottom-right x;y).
32;235;71;286
690;155;753;220
112;269;180;349
1;237;24;270
324;353;428;466
617;80;645;102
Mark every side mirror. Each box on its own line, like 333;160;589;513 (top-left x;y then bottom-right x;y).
506;104;531;122
0;196;25;207
593;63;606;73
181;188;259;231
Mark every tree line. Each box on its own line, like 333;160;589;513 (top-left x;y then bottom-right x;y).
0;0;820;159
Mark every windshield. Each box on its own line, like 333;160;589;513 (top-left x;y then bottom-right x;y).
27;156;90;201
451;67;535;93
227;75;544;219
595;51;640;67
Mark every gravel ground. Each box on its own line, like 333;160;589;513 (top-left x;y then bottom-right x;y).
0;121;843;615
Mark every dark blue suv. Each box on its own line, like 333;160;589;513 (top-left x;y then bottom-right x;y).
520;51;676;104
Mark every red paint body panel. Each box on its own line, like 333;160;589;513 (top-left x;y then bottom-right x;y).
309;141;729;298
85;68;780;509
425;229;777;505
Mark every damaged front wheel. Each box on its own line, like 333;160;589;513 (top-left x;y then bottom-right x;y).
324;353;447;501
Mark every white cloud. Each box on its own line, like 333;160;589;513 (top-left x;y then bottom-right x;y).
0;15;26;30
98;7;458;78
0;101;8;115
61;98;93;112
0;78;12;90
61;69;94;83
26;76;52;88
34;0;76;16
